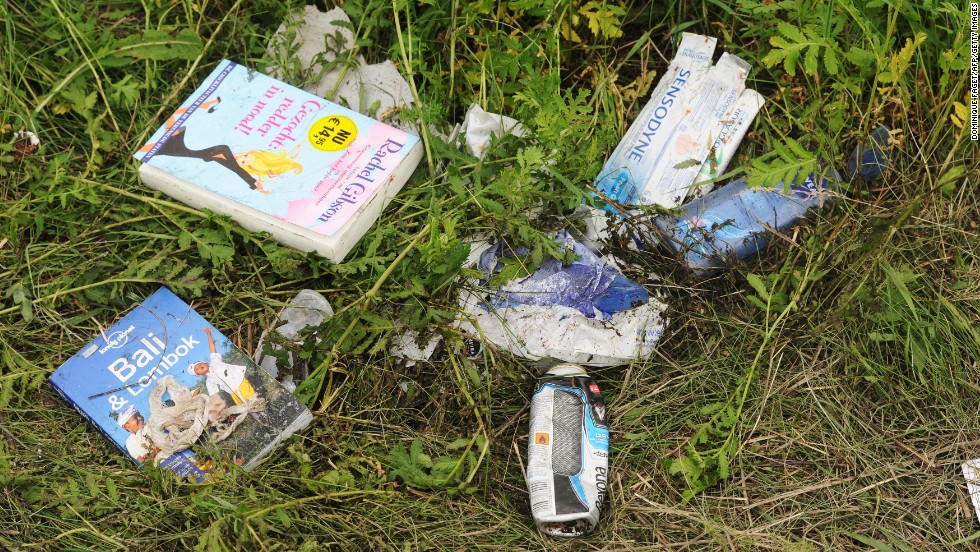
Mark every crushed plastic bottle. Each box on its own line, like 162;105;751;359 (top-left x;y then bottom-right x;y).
654;126;891;274
526;363;608;537
653;167;841;273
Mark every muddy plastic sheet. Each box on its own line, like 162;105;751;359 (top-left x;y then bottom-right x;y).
455;232;668;366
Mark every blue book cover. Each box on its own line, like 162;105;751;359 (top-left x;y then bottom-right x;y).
50;287;312;480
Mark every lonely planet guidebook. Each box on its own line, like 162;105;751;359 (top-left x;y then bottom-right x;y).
49;287;312;480
134;59;422;263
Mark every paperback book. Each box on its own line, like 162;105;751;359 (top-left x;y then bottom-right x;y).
49;287;313;481
134;59;423;263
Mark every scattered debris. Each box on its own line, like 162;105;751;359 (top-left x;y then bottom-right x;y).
13;129;39;147
847;125;892;182
389;330;442;367
594;33;762;210
254;289;334;392
455;232;668;366
652;126;892;274
13;129;39;158
653;167;842;274
963;459;980;523
459;103;527;158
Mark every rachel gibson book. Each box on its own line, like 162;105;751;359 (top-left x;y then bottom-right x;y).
134;59;423;263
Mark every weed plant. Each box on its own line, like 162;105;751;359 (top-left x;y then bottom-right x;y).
1;0;978;549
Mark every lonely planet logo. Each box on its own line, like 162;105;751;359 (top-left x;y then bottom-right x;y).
98;325;136;354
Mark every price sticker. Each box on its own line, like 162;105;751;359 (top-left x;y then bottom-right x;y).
308;115;357;152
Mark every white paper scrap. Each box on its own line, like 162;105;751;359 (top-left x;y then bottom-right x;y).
266;6;414;125
459;103;528;159
963;459;980;523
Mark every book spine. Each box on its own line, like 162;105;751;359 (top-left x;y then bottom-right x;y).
49;379;137;466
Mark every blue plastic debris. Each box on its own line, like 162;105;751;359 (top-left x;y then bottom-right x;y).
476;232;649;319
654;126;894;273
846;125;891;182
455;232;668;366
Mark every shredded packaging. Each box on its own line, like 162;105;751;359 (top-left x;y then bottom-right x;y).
455;234;668;366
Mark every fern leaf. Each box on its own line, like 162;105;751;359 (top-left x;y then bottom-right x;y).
824;42;840;75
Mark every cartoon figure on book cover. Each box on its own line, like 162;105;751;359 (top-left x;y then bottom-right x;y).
137;98;303;194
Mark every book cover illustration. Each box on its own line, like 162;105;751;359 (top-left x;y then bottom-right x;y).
134;59;420;239
50;287;312;480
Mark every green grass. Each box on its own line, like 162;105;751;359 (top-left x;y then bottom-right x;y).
2;0;979;549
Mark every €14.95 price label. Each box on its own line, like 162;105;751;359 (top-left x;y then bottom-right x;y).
308;115;358;152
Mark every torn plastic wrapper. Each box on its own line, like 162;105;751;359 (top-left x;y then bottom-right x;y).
265;6;414;127
455;232;668;366
390;330;443;367
254;290;334;392
459;103;528;159
653;168;842;275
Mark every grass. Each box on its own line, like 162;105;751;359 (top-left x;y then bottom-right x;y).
1;0;978;549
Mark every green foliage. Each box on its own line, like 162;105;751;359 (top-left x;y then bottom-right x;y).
178;225;236;268
745;272;789;314
877;32;926;83
667;254;832;500
845;260;979;388
665;403;737;501
745;136;818;190
387;437;483;495
4;282;34;323
1;0;978;548
0;141;15;178
763;21;841;78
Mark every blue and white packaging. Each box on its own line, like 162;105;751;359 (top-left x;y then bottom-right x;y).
654;168;841;273
594;33;717;209
691;89;766;197
653;126;891;273
527;364;608;537
454;231;668;365
637;52;752;207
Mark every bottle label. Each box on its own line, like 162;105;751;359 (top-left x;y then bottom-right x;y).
527;370;608;537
